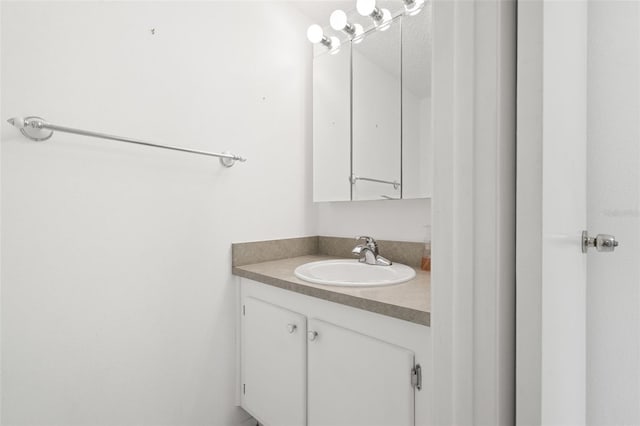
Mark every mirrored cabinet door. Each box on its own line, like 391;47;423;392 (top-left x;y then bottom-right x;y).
352;21;402;201
402;6;432;199
313;43;352;202
310;5;431;202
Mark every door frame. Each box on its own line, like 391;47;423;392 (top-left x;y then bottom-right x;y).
431;0;516;424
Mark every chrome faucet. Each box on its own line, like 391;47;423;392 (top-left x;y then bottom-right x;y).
352;236;392;266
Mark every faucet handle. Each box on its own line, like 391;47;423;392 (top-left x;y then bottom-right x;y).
355;236;378;251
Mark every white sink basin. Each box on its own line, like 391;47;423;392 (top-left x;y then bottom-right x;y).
294;259;416;287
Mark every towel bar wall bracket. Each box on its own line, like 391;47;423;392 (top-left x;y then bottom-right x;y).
6;116;247;168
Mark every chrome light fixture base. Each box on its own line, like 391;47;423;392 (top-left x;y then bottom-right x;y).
403;0;425;16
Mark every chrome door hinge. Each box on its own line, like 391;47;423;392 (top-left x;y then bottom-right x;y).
243;383;246;395
242;305;245;316
411;364;422;390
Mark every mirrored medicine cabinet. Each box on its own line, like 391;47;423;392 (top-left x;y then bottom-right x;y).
312;2;432;202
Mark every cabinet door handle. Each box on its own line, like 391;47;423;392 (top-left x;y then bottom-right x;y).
308;330;318;341
287;324;297;334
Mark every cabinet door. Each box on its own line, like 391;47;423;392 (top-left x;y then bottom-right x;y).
307;318;415;426
241;297;307;426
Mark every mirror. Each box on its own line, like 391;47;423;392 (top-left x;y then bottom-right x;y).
311;4;432;202
352;19;402;201
313;43;351;202
402;6;432;198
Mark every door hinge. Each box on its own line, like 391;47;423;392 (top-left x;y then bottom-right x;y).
411;364;422;390
243;383;246;394
242;305;245;316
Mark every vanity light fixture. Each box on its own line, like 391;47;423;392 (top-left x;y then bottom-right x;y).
402;0;425;16
356;0;392;31
307;24;341;53
329;10;364;43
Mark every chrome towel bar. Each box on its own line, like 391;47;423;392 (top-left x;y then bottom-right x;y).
349;174;401;190
6;116;247;168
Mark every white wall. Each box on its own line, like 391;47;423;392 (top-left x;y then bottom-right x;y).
315;198;431;243
587;3;640;424
0;2;314;425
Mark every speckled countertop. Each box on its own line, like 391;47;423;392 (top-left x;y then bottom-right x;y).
233;251;430;327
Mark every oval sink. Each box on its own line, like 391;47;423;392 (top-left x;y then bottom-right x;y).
294;259;416;287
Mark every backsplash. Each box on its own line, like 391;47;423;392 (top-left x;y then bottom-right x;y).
318;236;423;268
232;236;318;267
232;236;423;268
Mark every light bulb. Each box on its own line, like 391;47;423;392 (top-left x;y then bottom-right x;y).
404;0;425;15
306;24;324;44
356;0;377;16
330;10;348;31
330;9;364;41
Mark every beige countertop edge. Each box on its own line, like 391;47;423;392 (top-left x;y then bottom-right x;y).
232;257;431;327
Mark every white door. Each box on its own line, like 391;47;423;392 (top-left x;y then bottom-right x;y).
517;2;640;425
517;2;589;424
586;3;640;424
307;318;415;426
241;297;307;426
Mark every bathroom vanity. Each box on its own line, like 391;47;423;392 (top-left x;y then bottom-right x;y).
233;237;431;426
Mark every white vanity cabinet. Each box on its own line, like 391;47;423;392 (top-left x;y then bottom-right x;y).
307;318;415;426
239;278;430;426
241;297;307;426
